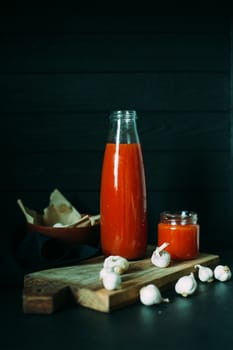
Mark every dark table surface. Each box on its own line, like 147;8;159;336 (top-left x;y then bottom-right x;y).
1;249;233;350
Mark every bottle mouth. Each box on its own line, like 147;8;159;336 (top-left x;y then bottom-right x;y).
160;210;198;225
110;110;137;120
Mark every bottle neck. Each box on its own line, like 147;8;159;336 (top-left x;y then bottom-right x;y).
107;110;140;144
160;211;198;225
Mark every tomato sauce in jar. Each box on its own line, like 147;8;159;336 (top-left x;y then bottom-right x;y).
157;211;199;260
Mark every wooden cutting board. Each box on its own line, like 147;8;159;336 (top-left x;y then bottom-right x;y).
23;246;219;314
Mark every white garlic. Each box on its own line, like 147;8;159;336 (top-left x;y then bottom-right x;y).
195;264;214;283
175;272;197;297
139;284;169;306
214;265;232;282
151;242;171;268
103;255;129;274
102;270;121;291
99;267;113;280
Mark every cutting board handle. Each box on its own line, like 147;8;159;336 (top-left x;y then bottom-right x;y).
23;276;75;314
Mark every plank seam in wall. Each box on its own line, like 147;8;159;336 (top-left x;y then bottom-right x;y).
2;71;229;75
230;17;233;207
0;15;230;34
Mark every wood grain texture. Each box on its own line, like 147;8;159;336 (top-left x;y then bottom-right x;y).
0;15;229;34
1;33;228;73
4;150;228;192
23;248;220;313
3;112;229;152
2;73;229;112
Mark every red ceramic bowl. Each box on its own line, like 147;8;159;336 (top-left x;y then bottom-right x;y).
27;215;100;246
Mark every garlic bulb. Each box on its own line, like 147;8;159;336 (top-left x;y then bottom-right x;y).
175;272;197;297
139;284;169;306
195;264;214;283
214;265;232;282
103;256;129;274
102;270;121;291
151;242;171;268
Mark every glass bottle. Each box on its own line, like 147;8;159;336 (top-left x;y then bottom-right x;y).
157;210;199;260
100;110;148;259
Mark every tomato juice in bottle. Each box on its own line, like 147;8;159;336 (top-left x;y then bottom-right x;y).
100;111;148;259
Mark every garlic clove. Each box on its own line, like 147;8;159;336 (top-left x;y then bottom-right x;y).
102;270;121;290
151;242;171;268
139;284;169;306
214;265;232;282
103;256;129;274
175;272;197;297
195;264;214;283
99;267;113;280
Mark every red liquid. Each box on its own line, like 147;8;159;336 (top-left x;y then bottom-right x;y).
158;223;199;260
100;143;147;259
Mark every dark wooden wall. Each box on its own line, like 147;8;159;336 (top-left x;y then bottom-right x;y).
1;15;232;284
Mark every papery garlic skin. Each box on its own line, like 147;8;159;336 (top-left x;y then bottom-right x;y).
195;264;214;283
103;256;129;274
139;284;169;306
102;271;121;291
214;265;232;282
99;267;113;280
151;242;171;268
175;272;197;297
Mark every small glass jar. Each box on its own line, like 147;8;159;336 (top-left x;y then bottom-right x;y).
157;210;199;260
